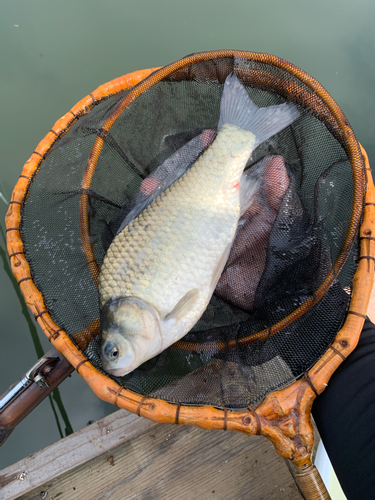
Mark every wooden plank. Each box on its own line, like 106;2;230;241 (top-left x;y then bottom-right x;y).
0;409;302;500
0;409;155;500
14;423;300;500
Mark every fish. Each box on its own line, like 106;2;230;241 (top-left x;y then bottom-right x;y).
98;72;300;376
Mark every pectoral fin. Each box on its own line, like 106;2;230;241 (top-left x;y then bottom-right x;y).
164;288;200;325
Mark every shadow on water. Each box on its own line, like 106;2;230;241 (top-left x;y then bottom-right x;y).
0;206;73;438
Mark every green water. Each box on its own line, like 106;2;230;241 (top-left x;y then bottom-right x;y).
0;0;374;470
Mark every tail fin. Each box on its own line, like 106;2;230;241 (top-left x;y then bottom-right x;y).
218;72;300;146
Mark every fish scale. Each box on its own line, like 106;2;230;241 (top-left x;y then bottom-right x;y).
99;123;255;321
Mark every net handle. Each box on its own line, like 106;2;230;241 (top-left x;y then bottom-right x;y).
296;465;331;500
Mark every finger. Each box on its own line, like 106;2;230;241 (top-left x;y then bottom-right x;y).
262;155;289;213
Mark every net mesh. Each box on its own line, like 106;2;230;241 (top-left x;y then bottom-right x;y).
20;55;365;408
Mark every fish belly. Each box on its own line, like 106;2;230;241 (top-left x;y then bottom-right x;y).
99;124;256;332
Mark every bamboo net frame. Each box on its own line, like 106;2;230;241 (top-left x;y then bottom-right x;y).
6;51;375;500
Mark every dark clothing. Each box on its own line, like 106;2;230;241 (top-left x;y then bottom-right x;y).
312;317;375;500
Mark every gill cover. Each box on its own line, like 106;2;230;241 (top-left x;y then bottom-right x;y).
100;297;162;376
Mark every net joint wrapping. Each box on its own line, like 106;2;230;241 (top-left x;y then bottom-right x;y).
17;276;33;285
175;402;182;424
247;407;262;435
34;309;50;320
48;329;63;342
8;251;24;259
347;310;366;319
136;394;148;416
327;344;347;361
75;358;90;374
303;372;319;397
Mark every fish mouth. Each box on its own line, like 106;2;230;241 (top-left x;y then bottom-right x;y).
103;365;132;377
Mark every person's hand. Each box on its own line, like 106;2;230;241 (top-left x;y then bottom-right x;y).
215;156;289;311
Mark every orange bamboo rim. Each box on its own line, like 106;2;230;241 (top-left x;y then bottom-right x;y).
5;54;374;462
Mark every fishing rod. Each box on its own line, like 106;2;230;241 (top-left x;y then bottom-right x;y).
0;348;73;446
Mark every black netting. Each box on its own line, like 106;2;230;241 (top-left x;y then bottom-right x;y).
21;55;365;408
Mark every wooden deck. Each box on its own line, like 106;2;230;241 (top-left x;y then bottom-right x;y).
0;409;302;500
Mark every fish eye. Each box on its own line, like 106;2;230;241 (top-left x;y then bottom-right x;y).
104;342;119;360
110;349;119;360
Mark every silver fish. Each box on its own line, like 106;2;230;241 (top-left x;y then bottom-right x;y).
99;73;300;376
